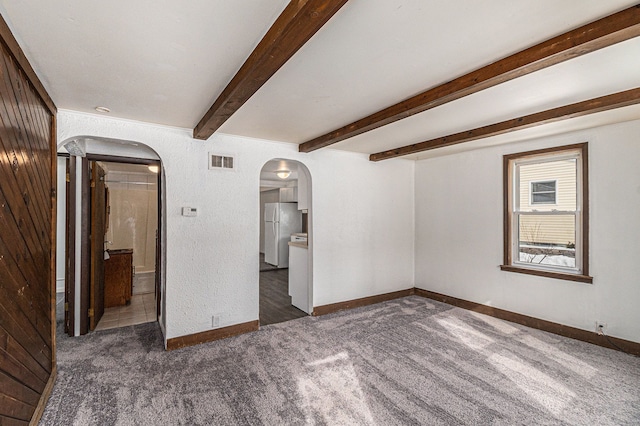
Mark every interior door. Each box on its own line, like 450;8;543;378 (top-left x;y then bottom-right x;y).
89;162;106;330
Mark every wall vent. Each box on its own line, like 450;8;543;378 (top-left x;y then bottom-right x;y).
209;153;235;171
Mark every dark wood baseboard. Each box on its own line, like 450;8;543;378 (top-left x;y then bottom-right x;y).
30;367;57;425
166;288;638;356
166;320;259;351
414;288;640;356
313;288;415;316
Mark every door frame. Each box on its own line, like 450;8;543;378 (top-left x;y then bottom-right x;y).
63;154;75;335
64;153;163;335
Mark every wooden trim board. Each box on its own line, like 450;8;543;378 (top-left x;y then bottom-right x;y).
414;288;640;356
369;88;640;161
29;367;56;426
165;287;639;357
300;4;640;153
193;0;349;140
312;288;415;316
166;320;259;351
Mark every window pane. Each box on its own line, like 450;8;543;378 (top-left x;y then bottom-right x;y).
532;181;555;192
518;214;576;269
519;159;576;212
532;192;556;204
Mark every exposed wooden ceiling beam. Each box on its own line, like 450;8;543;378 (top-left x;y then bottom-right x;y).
369;87;640;161
193;0;349;140
300;4;640;153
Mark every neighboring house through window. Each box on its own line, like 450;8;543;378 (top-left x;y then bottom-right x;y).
530;180;556;205
501;143;592;283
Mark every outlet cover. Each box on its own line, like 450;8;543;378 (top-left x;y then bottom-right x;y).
212;315;220;328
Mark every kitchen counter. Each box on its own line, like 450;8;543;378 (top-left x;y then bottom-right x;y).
288;241;308;249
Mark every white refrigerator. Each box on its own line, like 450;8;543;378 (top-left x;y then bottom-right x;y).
264;203;302;268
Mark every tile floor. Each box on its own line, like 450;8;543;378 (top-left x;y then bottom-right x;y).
132;272;155;294
94;292;156;331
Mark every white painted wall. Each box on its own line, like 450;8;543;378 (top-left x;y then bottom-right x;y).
55;156;66;293
57;110;415;341
415;119;640;343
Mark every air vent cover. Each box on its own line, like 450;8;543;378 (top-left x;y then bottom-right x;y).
209;153;235;171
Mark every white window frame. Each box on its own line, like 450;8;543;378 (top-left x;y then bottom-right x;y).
502;143;591;283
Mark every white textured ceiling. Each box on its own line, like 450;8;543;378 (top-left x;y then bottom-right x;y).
1;0;639;159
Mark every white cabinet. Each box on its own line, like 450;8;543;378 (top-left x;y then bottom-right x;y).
279;187;298;203
288;244;310;314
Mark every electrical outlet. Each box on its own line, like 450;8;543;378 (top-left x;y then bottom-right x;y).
595;321;607;334
212;315;220;328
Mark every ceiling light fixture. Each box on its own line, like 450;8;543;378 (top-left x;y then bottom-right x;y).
95;106;111;113
148;165;159;173
276;169;291;179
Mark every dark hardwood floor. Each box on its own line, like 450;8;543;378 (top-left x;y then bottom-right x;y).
259;252;279;272
259;268;307;326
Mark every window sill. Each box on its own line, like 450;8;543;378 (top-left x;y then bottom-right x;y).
500;265;593;284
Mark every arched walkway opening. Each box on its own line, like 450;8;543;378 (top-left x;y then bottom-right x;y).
258;159;312;325
56;136;166;339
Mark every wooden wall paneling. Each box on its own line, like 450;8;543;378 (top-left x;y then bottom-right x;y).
0;328;48;392
3;53;51;195
0;311;50;385
0;227;52;351
0;392;34;423
0;67;53;346
0;18;56;423
0;370;40;409
0;154;51;343
0;80;50;269
0;52;51;241
0;312;49;378
0;415;29;426
0;15;56;116
0;187;51;338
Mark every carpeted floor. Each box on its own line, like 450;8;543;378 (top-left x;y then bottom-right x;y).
42;296;640;425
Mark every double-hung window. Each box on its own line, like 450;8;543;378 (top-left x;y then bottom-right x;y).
501;143;592;283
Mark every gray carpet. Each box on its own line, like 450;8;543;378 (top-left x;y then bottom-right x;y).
41;296;640;425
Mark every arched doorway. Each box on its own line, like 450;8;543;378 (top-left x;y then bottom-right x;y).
57;136;166;337
258;159;312;325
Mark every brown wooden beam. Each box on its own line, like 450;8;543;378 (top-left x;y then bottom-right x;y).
300;4;640;153
0;14;56;115
369;87;640;161
193;0;349;140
